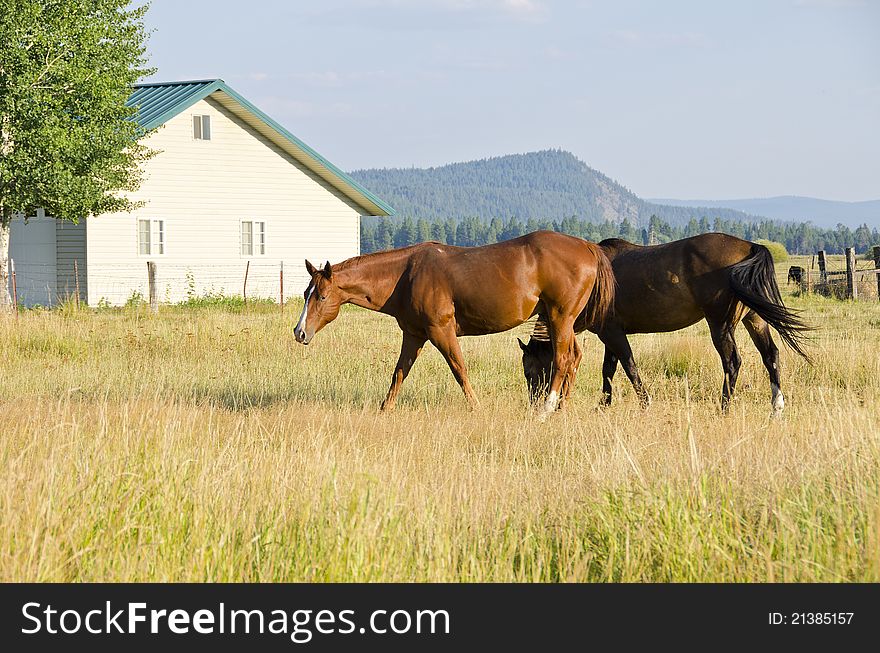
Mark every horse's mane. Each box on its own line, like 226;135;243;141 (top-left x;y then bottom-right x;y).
598;238;642;253
334;242;440;272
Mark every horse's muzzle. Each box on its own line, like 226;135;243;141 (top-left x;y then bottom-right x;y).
293;327;311;345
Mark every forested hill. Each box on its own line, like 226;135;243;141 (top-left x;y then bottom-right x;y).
350;150;759;227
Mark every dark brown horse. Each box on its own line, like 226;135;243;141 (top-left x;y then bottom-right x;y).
519;233;811;414
293;231;615;417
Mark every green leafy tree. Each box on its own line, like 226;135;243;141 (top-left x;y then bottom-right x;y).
0;0;154;310
755;239;789;263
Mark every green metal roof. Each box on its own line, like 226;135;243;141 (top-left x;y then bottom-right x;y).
126;79;395;216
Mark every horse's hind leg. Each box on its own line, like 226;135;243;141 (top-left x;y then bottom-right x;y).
742;311;784;415
707;318;742;413
380;331;427;412
427;325;479;408
600;346;619;406
599;329;649;408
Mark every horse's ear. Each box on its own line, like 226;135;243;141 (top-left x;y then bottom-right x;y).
305;259;316;276
517;337;528;352
322;261;332;279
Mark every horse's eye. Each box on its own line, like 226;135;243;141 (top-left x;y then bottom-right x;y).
319;295;327;302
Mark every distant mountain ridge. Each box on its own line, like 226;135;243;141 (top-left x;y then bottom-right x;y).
649;196;880;229
350;150;763;227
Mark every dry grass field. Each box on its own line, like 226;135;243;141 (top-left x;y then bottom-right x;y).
1;271;879;582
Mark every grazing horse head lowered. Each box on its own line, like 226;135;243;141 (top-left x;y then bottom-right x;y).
519;336;554;405
292;231;615;419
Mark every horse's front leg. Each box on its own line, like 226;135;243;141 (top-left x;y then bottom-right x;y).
427;325;479;409
539;317;576;420
380;331;427;412
557;337;582;410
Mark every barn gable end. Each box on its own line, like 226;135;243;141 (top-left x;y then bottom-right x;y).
9;79;393;307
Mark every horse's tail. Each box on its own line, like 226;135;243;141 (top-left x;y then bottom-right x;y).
582;244;616;331
729;243;813;362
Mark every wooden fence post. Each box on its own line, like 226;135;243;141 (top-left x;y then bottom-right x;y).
243;260;250;305
845;247;857;300
10;258;18;320
280;260;284;313
147;261;158;314
73;259;81;309
817;250;827;285
873;245;880;301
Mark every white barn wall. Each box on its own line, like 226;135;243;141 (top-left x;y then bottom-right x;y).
86;96;362;306
56;219;87;304
8;214;57;307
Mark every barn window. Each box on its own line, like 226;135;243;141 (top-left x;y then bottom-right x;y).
241;221;266;256
193;114;211;140
138;219;165;255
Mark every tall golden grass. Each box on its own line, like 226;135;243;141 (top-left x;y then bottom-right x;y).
1;285;878;581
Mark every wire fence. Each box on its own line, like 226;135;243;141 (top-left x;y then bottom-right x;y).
7;259;311;309
795;246;880;301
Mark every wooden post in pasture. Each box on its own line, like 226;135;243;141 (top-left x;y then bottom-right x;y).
10;258;18;320
73;259;81;309
280;261;285;313
873;246;880;300
147;261;158;314
817;250;827;286
845;247;857;300
243;260;250;306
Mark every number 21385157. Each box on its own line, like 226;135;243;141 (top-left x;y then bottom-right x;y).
768;612;853;625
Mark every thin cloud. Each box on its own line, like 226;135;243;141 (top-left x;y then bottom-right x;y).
793;0;866;7
609;29;711;49
306;0;548;27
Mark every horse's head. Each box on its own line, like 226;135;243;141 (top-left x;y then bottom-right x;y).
518;337;554;404
294;260;343;345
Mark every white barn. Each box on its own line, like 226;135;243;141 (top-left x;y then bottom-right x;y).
8;79;394;307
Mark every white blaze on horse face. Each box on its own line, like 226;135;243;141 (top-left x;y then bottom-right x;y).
294;282;315;343
771;383;785;413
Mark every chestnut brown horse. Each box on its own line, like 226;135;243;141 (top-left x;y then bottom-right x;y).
293;231;615;417
519;233;811;414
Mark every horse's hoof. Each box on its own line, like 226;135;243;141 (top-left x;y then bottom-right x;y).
771;386;785;414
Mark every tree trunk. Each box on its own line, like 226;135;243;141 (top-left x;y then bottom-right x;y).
0;214;12;313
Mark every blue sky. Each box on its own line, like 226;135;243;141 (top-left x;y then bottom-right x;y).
142;0;879;201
